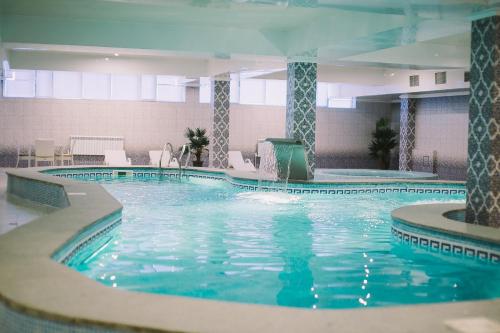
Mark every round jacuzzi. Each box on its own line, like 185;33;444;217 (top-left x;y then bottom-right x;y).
314;169;438;181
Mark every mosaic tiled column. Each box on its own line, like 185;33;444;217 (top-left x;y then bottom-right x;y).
399;97;417;171
286;62;317;176
210;79;230;169
466;15;500;227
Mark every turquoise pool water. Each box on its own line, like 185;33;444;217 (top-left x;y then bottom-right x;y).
66;175;500;309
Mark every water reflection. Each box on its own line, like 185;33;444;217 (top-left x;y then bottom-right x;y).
273;208;317;308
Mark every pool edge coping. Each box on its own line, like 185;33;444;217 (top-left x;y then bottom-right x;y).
0;166;499;333
391;203;500;245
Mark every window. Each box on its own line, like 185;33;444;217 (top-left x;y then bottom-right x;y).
316;82;328;107
199;77;211;104
141;75;156;100
35;70;53;98
111;74;139;100
230;74;240;103
239;79;266;105
53;71;82;99
82;73;110;100
3;69;35;98
156;75;186;102
329;97;357;109
265;80;286;106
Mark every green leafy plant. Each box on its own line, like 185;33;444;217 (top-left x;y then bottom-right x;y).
368;118;398;170
185;127;210;167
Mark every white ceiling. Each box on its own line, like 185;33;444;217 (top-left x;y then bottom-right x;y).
0;0;497;79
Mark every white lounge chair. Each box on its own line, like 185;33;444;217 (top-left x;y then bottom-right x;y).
34;139;55;166
148;150;179;168
104;150;131;166
228;151;256;172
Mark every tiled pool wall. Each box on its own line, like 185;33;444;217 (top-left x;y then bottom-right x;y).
0;299;126;333
391;220;500;264
43;167;467;195
7;174;69;208
52;210;122;265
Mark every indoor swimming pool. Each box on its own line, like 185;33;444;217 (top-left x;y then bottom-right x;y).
48;169;500;310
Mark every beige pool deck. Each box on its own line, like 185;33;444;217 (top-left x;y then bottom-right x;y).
1;166;499;333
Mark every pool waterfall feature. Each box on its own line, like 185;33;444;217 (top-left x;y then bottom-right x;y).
258;139;311;190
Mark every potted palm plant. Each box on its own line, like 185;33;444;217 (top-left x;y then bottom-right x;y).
368;118;398;170
185;127;210;167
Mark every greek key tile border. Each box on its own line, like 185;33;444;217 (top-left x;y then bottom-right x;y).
392;221;500;264
52;210;122;265
399;97;416;171
466;15;500;227
46;169;466;196
286;62;317;177
210;80;230;169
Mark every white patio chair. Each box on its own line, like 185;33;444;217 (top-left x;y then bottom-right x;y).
34;139;55;167
16;145;33;168
104;150;132;166
228;151;256;172
149;150;179;168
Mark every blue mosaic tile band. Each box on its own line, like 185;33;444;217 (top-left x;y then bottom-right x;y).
466;15;500;227
286;62;317;177
210;79;230;169
0;298;125;333
52;210;122;265
399;97;416;172
43;168;466;196
7;175;69;208
392;220;500;264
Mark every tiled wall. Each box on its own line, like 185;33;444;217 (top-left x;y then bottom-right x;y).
0;88;212;166
0;92;470;179
316;101;394;169
0;94;393;169
413;95;469;180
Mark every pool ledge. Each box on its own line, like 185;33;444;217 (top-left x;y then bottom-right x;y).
392;203;500;245
1;167;499;333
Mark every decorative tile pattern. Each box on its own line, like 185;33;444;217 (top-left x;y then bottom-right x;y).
210;79;230;169
392;221;500;264
286;62;317;177
399;97;416;171
0;300;124;333
7;175;69;208
52;210;122;264
46;168;466;196
466;15;500;227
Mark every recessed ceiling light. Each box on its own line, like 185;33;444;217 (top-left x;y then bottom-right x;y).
389;72;395;76
114;53;119;57
105;57;110;61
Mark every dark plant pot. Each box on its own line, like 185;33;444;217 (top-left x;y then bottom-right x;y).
192;160;204;167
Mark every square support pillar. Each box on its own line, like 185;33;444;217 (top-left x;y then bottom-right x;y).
210;79;230;169
466;15;500;227
399;97;416;171
286;62;317;177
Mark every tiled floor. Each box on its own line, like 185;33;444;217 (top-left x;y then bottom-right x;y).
0;169;46;235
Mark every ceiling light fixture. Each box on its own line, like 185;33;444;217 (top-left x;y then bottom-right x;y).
105;57;110;61
114;53;119;57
